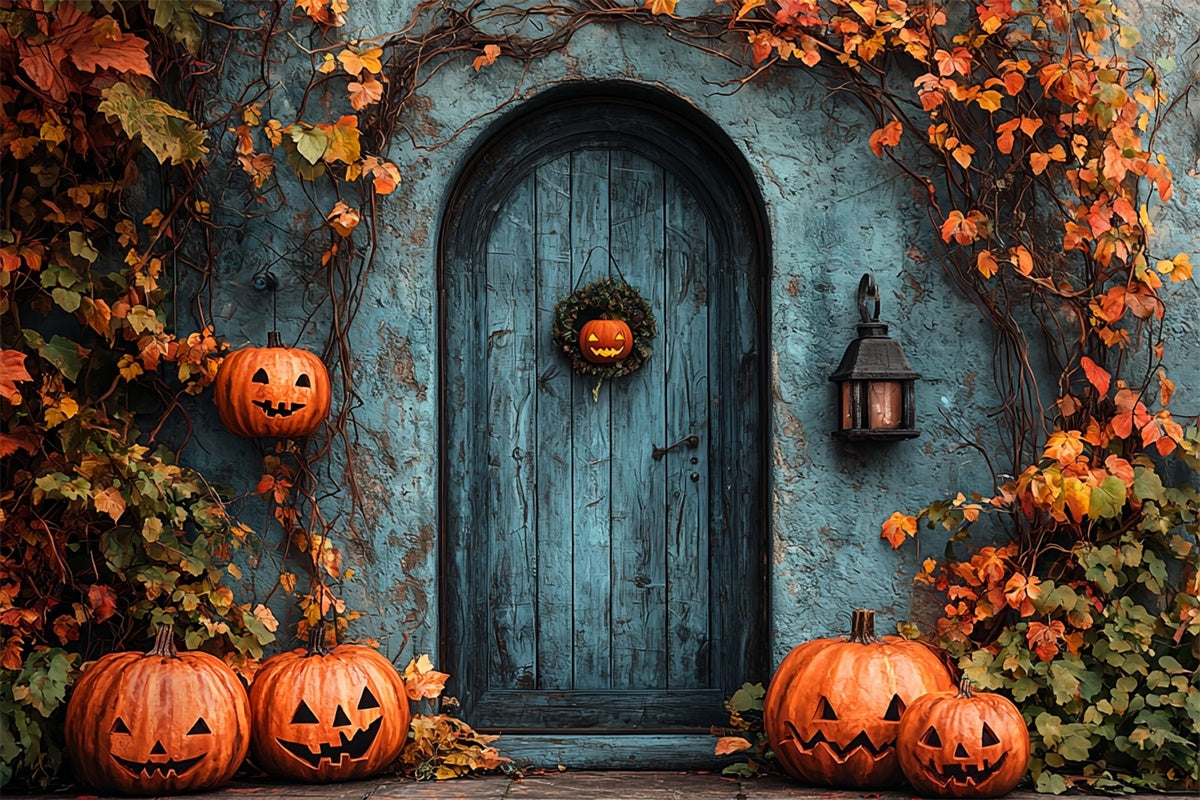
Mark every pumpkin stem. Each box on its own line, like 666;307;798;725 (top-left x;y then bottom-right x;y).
957;677;974;698
146;624;179;659
304;623;333;657
849;608;881;644
266;330;284;348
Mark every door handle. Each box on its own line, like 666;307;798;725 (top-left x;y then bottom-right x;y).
652;435;699;460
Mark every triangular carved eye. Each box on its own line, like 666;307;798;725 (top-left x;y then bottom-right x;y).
614;332;624;340
291;700;319;724
295;373;311;388
332;705;351;727
815;697;838;721
187;717;211;735
588;333;599;342
921;726;942;747
111;717;131;734
358;686;380;710
252;368;269;384
884;694;906;721
981;722;1000;746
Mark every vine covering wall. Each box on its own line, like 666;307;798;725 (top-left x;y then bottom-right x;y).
1;0;1197;792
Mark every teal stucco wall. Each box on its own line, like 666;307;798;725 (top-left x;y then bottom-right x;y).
193;0;1200;683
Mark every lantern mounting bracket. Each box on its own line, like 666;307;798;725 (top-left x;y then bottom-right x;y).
857;272;880;323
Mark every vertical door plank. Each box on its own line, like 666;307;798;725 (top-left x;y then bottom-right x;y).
485;175;538;689
534;155;575;690
608;152;668;689
663;176;711;689
570;149;613;690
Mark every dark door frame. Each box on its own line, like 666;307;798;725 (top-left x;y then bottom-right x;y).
436;81;772;736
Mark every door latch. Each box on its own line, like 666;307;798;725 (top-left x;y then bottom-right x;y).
652;435;699;460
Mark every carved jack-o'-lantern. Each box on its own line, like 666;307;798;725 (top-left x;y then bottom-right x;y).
898;678;1030;797
213;331;331;438
248;628;411;782
64;625;251;796
579;318;633;364
763;608;955;788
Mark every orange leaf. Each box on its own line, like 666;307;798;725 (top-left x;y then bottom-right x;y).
1043;430;1085;466
1010;245;1033;276
1111;388;1152;439
1003;573;1042;616
881;512;917;548
1158;370;1175;406
715;736;753;756
338;46;383;76
868;119;902;157
645;0;679;14
1063;478;1090;522
472;44;501;71
88;584;119;622
1026;620;1064;662
326;201;360;237
975;90;1003;112
348;77;383;110
976;250;998;279
404;654;451;700
1079;356;1110;396
0;349;32;403
93;486;127;522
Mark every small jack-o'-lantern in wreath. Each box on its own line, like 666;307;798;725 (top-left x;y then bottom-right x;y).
551;277;656;385
213;331;331;438
64;625;251;796
897;678;1030;797
579;318;633;364
248;627;411;782
763;608;955;788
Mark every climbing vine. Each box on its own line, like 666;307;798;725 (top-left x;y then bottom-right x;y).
1;0;1197;792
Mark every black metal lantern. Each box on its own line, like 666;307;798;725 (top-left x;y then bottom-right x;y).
830;273;920;441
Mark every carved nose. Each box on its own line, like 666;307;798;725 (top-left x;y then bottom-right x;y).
151;741;166;756
954;743;969;759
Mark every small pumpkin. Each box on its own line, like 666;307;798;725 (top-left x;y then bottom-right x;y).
248;627;411;782
579;318;633;364
213;331;331;438
763;608;955;788
897;678;1030;797
64;625;251;796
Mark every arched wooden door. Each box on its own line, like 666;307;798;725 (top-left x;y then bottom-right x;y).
440;86;768;763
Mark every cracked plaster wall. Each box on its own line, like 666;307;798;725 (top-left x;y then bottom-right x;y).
196;0;1200;673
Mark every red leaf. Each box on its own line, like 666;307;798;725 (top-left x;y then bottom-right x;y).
0;349;32;403
1079;356;1110;397
88;585;119;623
868;119;903;157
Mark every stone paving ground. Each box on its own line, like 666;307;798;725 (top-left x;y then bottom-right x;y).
8;772;1192;800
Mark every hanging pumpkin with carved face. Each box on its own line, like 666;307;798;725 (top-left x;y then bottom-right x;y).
897;678;1030;797
248;628;411;782
579;318;633;364
213;331;331;438
763;608;955;788
64;625;251;796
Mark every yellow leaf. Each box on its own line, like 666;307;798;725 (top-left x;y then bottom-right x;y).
1156;253;1192;282
735;0;765;19
318;53;337;74
645;0;679;14
975;90;1003;112
44;396;79;427
279;572;297;594
951;143;974;168
338;46;383;75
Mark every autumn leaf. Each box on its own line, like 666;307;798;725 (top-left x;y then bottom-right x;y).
940;210;986;245
1155;253;1193;282
715;736;753;756
933;47;972;77
348;77;384;110
473;44;501;71
404;654;451;700
868;119;902;157
1111;388;1153;439
1026;620;1064;662
98;83;208;165
93;486;127;522
327;201;360;237
1030;144;1067;175
1043;430;1085;466
645;0;679;14
88;584;119;622
338;46;383;76
976;250;998;278
0;349;32;403
975;90;1003;112
881;512;917;548
1009;245;1033;276
1003;573;1041;616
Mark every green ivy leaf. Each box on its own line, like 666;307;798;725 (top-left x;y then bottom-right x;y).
97;82;208;165
1089;475;1128;519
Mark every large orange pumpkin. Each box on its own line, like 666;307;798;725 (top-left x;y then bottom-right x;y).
764;608;955;788
897;678;1030;797
64;625;251;796
248;628;411;782
213;331;331;438
579;318;633;364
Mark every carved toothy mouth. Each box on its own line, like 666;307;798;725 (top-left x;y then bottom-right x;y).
923;752;1009;787
112;753;206;778
589;347;625;358
252;399;306;418
784;721;893;763
276;716;382;768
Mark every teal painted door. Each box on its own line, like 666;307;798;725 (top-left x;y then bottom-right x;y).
441;93;766;743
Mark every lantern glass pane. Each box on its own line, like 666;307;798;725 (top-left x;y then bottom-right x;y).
840;381;853;429
867;380;903;429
